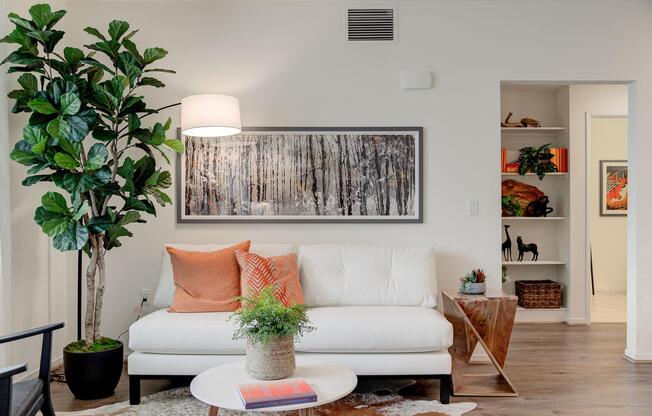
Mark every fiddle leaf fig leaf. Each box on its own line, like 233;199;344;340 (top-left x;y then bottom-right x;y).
53;221;89;251
41;191;68;213
9;148;37;165
63;46;84;66
85;143;108;170
47;117;71;140
23;125;46;144
42;217;69;237
60;92;81;115
118;210;140;226
28;97;57;114
143;47;167;64
163;139;183;153
22;174;50;186
84;26;106;41
54;152;80;169
17;73;37;94
108;20;129;40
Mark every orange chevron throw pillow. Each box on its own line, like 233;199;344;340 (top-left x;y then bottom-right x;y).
235;250;304;307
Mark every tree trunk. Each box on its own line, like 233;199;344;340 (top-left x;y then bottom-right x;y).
92;237;106;341
84;237;99;343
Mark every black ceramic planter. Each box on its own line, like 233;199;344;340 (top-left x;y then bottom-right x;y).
63;342;123;400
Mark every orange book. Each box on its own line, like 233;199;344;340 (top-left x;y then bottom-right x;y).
550;148;559;171
238;378;317;409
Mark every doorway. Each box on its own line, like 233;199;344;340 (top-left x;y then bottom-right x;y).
587;115;628;323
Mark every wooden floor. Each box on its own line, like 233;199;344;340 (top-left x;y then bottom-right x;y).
51;323;652;415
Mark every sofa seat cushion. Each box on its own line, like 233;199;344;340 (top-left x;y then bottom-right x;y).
296;306;453;353
129;309;245;354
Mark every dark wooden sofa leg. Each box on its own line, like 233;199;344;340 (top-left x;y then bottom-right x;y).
440;374;451;404
129;375;141;405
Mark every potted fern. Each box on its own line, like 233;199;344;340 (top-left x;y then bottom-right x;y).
2;4;181;398
231;287;315;380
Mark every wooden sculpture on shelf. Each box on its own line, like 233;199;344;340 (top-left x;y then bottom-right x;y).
502;225;513;261
501;112;542;128
525;196;554;217
502;180;547;216
516;236;538;261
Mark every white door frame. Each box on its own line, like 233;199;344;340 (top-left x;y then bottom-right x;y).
584;112;628;323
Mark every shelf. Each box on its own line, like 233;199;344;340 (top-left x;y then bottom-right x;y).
503;261;566;265
502;172;568;177
502;216;566;221
501;127;566;134
515;306;567;323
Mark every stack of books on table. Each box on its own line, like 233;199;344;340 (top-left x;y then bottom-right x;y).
238;378;317;410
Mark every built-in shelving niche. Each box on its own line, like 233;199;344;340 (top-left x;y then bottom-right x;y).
500;83;570;323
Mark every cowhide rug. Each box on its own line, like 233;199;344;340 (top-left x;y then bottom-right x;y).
59;379;476;416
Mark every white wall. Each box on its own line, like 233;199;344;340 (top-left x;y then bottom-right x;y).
567;85;628;324
590;117;628;293
5;0;71;375
7;0;652;365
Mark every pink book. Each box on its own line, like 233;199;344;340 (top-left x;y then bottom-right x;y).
238;378;317;409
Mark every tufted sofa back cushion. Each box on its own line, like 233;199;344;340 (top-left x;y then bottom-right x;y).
297;244;437;307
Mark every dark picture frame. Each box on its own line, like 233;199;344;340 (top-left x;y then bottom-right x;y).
176;127;423;223
599;160;628;217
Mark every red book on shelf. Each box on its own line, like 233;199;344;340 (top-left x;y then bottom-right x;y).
501;148;507;172
238;378;317;410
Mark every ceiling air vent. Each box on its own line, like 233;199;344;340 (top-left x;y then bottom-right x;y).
347;8;395;42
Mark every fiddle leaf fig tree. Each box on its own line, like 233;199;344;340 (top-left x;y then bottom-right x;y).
2;4;182;347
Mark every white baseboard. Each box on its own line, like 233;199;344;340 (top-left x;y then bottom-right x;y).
566;318;590;325
624;350;652;363
595;285;627;293
15;355;63;382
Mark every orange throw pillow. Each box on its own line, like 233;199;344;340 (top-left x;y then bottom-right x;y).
235;250;304;307
167;241;250;312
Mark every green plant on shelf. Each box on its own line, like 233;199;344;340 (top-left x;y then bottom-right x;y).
517;143;558;180
502;195;522;217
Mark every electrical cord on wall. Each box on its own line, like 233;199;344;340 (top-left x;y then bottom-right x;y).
50;297;149;384
117;296;147;342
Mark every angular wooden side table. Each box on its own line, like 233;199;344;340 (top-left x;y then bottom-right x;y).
442;290;518;397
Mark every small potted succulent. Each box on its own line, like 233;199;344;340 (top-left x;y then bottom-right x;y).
459;269;487;295
231;287;315;380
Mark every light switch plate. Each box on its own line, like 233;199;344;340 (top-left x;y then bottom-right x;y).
468;200;479;216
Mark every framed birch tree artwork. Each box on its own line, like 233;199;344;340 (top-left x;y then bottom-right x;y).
176;127;423;223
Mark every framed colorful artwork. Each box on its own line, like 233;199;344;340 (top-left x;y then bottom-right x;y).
600;160;628;216
176;127;423;223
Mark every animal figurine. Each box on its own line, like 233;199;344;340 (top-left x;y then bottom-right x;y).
526;196;554;217
502;225;512;261
517;236;538;261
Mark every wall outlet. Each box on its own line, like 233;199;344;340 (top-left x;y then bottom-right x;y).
468;200;479;216
139;289;151;305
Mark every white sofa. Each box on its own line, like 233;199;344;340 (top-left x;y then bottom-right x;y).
128;243;453;404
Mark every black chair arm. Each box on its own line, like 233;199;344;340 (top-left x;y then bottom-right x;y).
0;363;27;380
0;322;64;345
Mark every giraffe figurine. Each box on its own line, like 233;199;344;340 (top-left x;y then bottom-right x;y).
502;225;513;261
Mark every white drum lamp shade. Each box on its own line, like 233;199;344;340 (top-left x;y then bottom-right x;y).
181;94;241;137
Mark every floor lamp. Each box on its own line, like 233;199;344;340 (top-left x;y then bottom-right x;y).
75;94;241;340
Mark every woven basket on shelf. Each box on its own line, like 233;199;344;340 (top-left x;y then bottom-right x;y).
515;280;562;309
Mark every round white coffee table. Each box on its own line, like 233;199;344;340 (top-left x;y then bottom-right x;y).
190;357;357;415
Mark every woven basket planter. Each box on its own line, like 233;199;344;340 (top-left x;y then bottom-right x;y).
246;336;296;380
515;280;562;309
